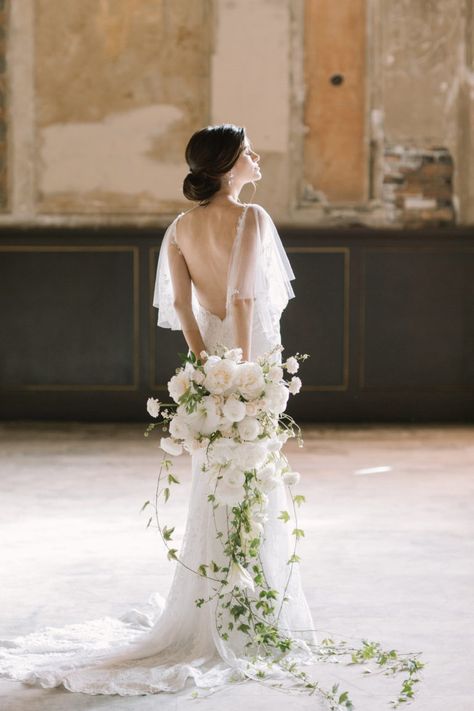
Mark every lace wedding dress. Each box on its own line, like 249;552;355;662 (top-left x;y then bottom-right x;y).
0;203;318;697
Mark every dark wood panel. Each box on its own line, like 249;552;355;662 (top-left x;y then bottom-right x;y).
361;248;474;390
0;247;138;388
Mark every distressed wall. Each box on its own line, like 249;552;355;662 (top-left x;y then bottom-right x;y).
1;0;473;228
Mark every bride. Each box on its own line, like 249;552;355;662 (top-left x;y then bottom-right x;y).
0;124;424;707
0;124;318;697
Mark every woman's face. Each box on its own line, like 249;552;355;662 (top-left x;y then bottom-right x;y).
233;136;261;183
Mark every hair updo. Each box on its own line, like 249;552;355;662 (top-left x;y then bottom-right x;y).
183;123;246;205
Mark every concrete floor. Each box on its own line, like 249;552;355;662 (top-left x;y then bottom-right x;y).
0;421;473;711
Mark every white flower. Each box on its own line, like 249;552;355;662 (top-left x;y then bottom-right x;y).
204;358;238;395
168;414;190;441
245;399;260;417
237;416;262;442
168;372;190;403
183;438;205;454
224;347;243;363
267;437;283;452
236;362;265;399
193;396;222;435
288;376;302;395
222;395;247;422
160;437;183;456
239;442;268;470
268;365;284;383
222;560;255;593
208;437;238;466
283;470;301;486
192;369;205;385
203;355;221;373
146;397;160;418
251;509;269;525
265;382;289;414
213;464;246;506
257;462;280;492
286;357;299;374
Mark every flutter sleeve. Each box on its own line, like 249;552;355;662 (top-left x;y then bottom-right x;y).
153;213;199;329
227;204;295;338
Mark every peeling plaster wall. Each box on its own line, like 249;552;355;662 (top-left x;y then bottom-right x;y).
1;0;473;227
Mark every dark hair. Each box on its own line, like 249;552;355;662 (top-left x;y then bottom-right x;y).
183;124;246;205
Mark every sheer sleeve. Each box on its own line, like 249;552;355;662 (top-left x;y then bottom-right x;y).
152;213;199;329
227;204;295;338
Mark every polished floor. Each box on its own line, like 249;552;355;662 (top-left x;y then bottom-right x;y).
0;422;472;711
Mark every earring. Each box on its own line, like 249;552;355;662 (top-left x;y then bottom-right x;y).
227;172;234;185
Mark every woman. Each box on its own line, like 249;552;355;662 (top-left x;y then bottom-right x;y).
0;124;318;697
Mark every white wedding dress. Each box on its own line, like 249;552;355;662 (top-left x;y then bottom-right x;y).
0;202;318;696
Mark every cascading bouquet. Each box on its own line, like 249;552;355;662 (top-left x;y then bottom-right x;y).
143;345;425;710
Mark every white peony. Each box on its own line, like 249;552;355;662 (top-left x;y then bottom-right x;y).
257;462;280;492
237;416;262;442
239;442;268;470
265;382;289;415
222;560;255;593
203;355;221;373
268;365;284;383
283;470;301;486
236;362;265;399
224;347;243;363
168;372;190;403
208;437;239;466
214;464;246;506
222;395;247;423
285;357;299;374
192;369;205;385
160;437;183;456
204;358;238;394
146;397;160;418
168;414;190;441
192;396;222;435
288;376;302;394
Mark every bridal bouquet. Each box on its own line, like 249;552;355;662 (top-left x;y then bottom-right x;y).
143;346;425;710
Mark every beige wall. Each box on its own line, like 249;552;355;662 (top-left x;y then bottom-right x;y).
1;0;473;227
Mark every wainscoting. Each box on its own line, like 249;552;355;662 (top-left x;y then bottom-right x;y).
0;225;472;421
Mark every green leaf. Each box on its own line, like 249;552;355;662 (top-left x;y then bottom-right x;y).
292;527;305;538
163;487;170;503
278;510;290;523
293;494;306;507
167;548;178;561
198;564;208;577
162;525;175;541
168;473;180;485
287;553;301;564
140;500;150;512
146;516;153;528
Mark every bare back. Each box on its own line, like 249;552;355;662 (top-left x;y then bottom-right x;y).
175;203;247;320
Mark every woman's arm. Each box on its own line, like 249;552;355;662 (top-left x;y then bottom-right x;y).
232;298;254;361
167;239;207;360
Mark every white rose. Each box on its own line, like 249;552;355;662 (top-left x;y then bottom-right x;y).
168;372;190;403
288;376;302;395
208;437;238;466
160;437;183;456
236;362;265;399
286;357;299;374
222;395;247;422
146;397;160;418
214;464;246;506
265;382;289;415
204;359;238;394
245;399;260;417
237;416;262;442
268;365;284;383
168;414;190;441
283;470;301;486
222;560;255;593
224;347;243;363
